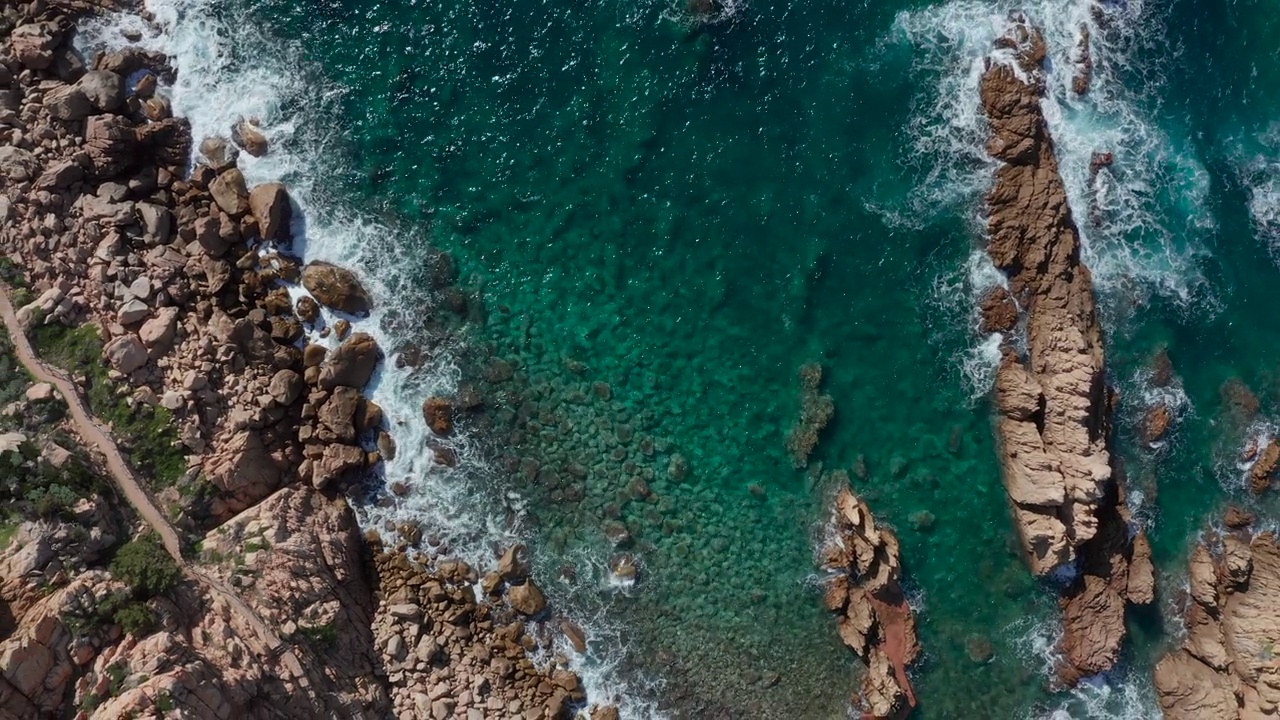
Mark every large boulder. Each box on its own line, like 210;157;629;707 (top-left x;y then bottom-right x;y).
0;147;39;183
248;182;290;242
268;369;304;406
103;334;147;374
422;396;454;436
139;307;180;353
508;580;547;616
75;70;124;112
45;83;92;121
205;431;282;507
84;114;138;178
312;444;365;490
11;22;61;70
209;168;250;217
232;118;268;157
199;136;239;172
301;262;372;316
318;333;380;390
318;386;360;443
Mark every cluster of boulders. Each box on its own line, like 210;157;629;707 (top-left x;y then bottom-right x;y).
786;361;835;469
977;17;1154;684
0;0;395;526
1154;512;1280;718
370;545;616;720
819;487;919;720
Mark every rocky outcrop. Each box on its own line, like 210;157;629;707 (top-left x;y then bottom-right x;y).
1154;518;1280;719
301;261;373;316
372;546;586;720
819;487;919;720
978;17;1152;685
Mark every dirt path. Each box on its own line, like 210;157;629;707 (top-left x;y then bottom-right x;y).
0;285;185;562
0;283;318;697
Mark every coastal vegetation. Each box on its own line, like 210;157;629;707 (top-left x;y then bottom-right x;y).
30;323;186;487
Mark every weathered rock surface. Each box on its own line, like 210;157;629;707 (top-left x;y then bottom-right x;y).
979;18;1152;687
819;487;919;720
1154;520;1280;719
318;332;380;390
301;261;372;316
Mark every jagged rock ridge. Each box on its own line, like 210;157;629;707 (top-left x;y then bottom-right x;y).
977;17;1153;684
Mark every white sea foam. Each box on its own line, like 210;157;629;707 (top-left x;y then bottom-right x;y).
76;4;662;716
1236;123;1280;262
891;0;1214;395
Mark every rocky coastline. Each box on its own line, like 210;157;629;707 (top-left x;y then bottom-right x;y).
977;17;1153;684
0;2;613;718
1154;512;1280;718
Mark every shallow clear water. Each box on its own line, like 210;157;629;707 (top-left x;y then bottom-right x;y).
80;0;1280;716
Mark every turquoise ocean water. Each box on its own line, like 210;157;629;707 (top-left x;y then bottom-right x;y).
80;0;1280;716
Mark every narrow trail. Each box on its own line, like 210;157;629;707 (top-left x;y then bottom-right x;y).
0;282;321;702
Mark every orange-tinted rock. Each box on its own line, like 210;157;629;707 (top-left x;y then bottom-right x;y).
1142;404;1172;445
422;396;455;436
819;487;918;719
977;285;1018;334
1249;440;1279;494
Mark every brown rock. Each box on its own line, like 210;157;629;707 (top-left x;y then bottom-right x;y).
11;23;61;70
268;369;304;406
1142;404;1172;445
312;444;366;489
103;334;147;374
423;396;455;435
206;430;282;506
301;262;373;316
1249;440;1279;493
1154;650;1238;720
1058;575;1125;684
1155;533;1280;719
199;136;239;172
77;70;124;112
498;545;530;581
1224;506;1255;529
820;487;918;716
318;387;361;443
977;285;1018;334
210;168;250;217
296;296;320;324
318;333;381;390
560;620;587;654
508;580;547;616
249;182;291;242
232;118;269;157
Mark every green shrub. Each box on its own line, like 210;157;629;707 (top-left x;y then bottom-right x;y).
110;534;180;599
296;621;338;648
113;601;156;636
30;324;185;487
